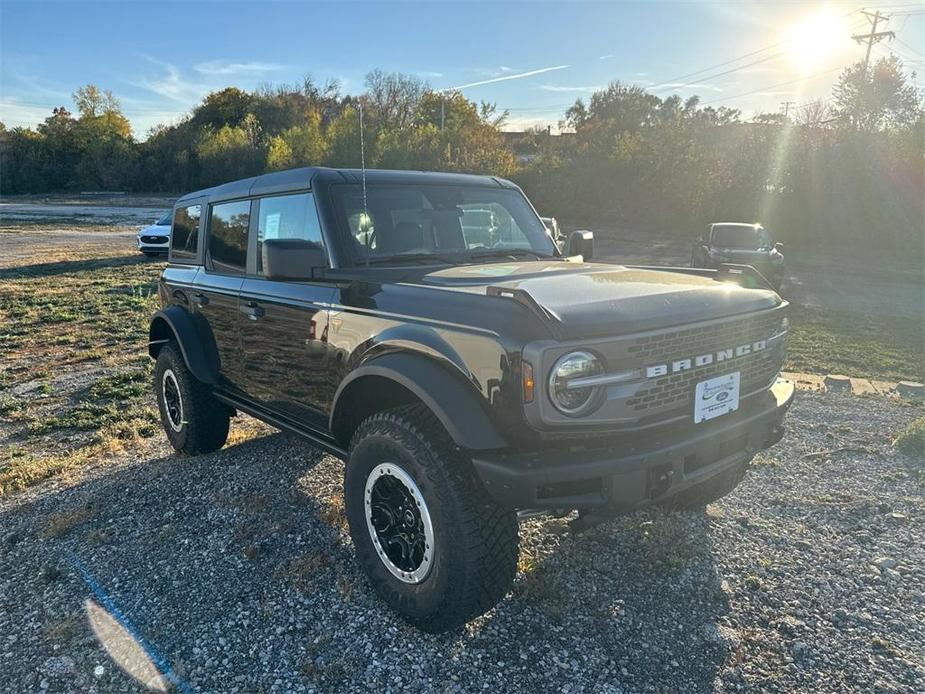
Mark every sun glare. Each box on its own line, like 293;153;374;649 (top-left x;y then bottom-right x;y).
787;9;846;71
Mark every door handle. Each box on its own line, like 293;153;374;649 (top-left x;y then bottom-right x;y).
192;292;209;307
239;302;265;320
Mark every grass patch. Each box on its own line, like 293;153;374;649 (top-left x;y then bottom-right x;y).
893;417;925;458
787;306;924;382
0;246;163;494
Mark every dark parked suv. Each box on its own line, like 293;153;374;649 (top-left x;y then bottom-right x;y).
149;168;794;631
692;222;785;289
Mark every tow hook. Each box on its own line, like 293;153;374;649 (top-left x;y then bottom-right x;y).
647;464;674;499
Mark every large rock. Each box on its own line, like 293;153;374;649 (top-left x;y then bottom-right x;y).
824;374;851;392
896;381;924;399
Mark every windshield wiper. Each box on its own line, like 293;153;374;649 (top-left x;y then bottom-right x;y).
364;252;461;266
468;248;550;261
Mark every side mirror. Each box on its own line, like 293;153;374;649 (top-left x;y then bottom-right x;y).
567;230;594;260
262;239;326;281
774;242;784;252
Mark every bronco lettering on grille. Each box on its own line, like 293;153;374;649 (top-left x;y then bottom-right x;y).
645;340;767;378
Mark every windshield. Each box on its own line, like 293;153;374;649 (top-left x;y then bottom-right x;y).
156;211;172;226
330;183;557;264
711;225;771;250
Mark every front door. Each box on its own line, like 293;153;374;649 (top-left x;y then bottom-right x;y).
239;278;335;428
238;191;336;430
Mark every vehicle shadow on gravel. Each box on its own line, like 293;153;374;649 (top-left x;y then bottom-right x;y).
0;432;734;692
0;253;150;279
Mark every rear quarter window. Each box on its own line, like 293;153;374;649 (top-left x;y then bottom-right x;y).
170;204;201;262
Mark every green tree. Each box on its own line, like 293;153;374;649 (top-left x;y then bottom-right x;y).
281;110;328;166
832;55;923;132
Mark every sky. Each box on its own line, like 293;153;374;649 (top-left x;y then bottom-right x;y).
1;1;923;138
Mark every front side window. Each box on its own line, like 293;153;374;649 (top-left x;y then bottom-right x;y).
208;200;250;275
330;184;556;265
257;193;323;274
170;204;201;261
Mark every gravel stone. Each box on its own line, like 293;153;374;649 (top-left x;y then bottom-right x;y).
0;393;923;692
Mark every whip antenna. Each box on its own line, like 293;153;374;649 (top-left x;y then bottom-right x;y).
358;101;370;266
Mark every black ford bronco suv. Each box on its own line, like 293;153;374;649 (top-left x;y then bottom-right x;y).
149;167;794;632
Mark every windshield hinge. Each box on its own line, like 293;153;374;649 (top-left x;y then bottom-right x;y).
486;286;563;337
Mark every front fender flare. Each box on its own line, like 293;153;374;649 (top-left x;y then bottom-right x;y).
148;306;219;385
331;353;509;451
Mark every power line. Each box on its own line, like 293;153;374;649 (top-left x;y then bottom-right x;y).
651;51;789;93
646;43;786;91
699;65;844;106
895;37;925;59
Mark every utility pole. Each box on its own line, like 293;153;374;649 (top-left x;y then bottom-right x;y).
851;11;894;128
779;100;796;119
852;10;894;77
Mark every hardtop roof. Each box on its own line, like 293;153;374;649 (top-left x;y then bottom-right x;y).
174;167;512;206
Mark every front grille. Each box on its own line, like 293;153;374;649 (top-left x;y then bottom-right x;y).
140;235;168;244
626;312;783;413
627;311;780;363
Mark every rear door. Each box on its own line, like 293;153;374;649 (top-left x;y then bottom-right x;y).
192;198;253;392
239;191;336;429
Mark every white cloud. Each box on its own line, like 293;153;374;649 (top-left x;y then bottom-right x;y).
416;71;444;78
538;84;604;93
194;60;289;76
134;57;211;103
448;65;569;91
599;54;615;60
0;98;59;128
502;114;564;133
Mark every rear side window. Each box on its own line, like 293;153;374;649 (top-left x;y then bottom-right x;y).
170;204;201;261
257;193;323;274
208;200;251;275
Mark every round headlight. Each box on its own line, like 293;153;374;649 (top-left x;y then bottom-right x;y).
548;351;604;416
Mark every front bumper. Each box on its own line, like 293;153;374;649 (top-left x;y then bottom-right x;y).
137;236;170;253
472;377;795;510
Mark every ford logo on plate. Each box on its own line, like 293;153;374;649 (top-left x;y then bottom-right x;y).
716;391;730;402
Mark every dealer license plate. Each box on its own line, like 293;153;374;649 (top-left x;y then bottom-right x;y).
694;372;740;423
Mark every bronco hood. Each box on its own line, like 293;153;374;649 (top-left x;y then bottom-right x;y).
421;261;781;339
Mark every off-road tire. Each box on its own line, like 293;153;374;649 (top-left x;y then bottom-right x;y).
344;404;518;633
154;343;230;455
662;461;748;510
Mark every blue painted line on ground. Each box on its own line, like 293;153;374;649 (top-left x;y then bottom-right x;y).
68;552;194;694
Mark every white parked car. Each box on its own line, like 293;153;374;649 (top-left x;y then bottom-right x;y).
137;211;172;257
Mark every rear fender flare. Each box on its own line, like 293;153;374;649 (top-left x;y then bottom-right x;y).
148;306;219;385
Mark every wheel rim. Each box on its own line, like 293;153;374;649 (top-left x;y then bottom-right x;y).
161;369;184;432
364;463;435;584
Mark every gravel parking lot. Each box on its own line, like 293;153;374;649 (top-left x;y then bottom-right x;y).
1;390;922;693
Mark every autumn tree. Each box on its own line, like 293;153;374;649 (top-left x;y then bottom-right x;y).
832;55;922;132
